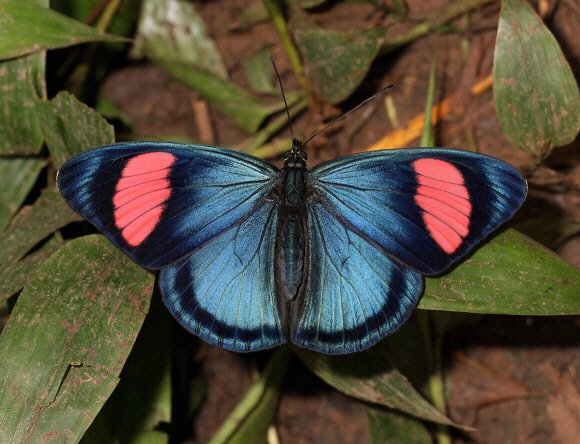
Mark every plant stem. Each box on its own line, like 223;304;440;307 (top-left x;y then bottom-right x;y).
95;0;122;33
418;310;451;444
238;97;308;155
262;0;307;91
379;0;495;54
430;330;451;444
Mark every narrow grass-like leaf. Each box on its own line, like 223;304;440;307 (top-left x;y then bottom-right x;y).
162;60;301;133
420;230;580;314
51;0;139;40
237;98;307;155
0;234;63;302
263;0;305;90
420;56;436;147
209;346;291;444
0;235;154;443
367;407;431;444
0;157;45;232
0;55;45;155
0;188;83;296
493;0;580;156
39;91;115;168
133;0;228;80
378;0;495;54
0;0;126;59
295;347;461;427
288;0;327;7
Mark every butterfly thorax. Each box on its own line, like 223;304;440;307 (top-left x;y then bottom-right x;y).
276;146;308;303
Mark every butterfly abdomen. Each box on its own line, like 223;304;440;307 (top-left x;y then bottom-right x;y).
275;162;308;302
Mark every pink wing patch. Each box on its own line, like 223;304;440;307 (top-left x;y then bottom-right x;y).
412;158;472;254
113;152;176;246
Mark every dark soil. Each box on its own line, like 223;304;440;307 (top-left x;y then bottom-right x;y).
99;0;580;442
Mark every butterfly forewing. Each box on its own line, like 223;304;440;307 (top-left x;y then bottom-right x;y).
309;148;527;275
57;142;279;269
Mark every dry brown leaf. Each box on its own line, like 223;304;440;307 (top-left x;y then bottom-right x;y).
539;362;580;444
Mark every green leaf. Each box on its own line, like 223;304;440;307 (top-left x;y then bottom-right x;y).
367;407;431;444
51;0;140;41
420;56;436;147
0;234;63;301
379;314;431;396
39;91;115;169
0;157;45;232
290;0;328;8
133;0;228;80
245;47;278;95
237;98;308;155
82;294;171;443
209;347;291;444
0;187;84;304
378;0;496;54
0;235;154;443
229;2;269;32
420;230;580;314
493;0;580;157
0;0;126;59
293;25;386;103
0;55;45;155
134;0;298;133
295;347;460;427
94;94;133;127
162;60;300;133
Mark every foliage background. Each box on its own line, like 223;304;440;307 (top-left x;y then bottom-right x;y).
0;0;579;443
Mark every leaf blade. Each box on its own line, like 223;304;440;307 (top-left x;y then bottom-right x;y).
0;0;126;59
493;0;580;156
0;157;45;232
39;91;115;169
0;188;84;304
0;235;154;443
295;347;462;428
420;230;580;315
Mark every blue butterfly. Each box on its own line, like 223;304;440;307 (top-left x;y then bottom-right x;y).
57;140;527;354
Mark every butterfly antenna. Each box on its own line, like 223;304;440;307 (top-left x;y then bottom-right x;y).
271;55;301;153
301;84;395;148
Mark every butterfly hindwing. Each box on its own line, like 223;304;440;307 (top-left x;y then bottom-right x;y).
57;142;279;269
292;201;423;354
309;148;527;275
160;199;285;352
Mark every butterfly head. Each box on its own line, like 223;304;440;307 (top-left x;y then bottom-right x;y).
284;138;308;170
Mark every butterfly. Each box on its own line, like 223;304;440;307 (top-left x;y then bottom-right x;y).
57;140;527;354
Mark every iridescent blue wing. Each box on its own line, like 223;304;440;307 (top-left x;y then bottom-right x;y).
292;148;526;353
292;201;423;353
160;200;285;351
308;148;527;275
58;142;286;351
57;142;279;269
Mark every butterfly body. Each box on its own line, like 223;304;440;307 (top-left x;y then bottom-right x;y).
276;146;308;303
58;142;527;354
